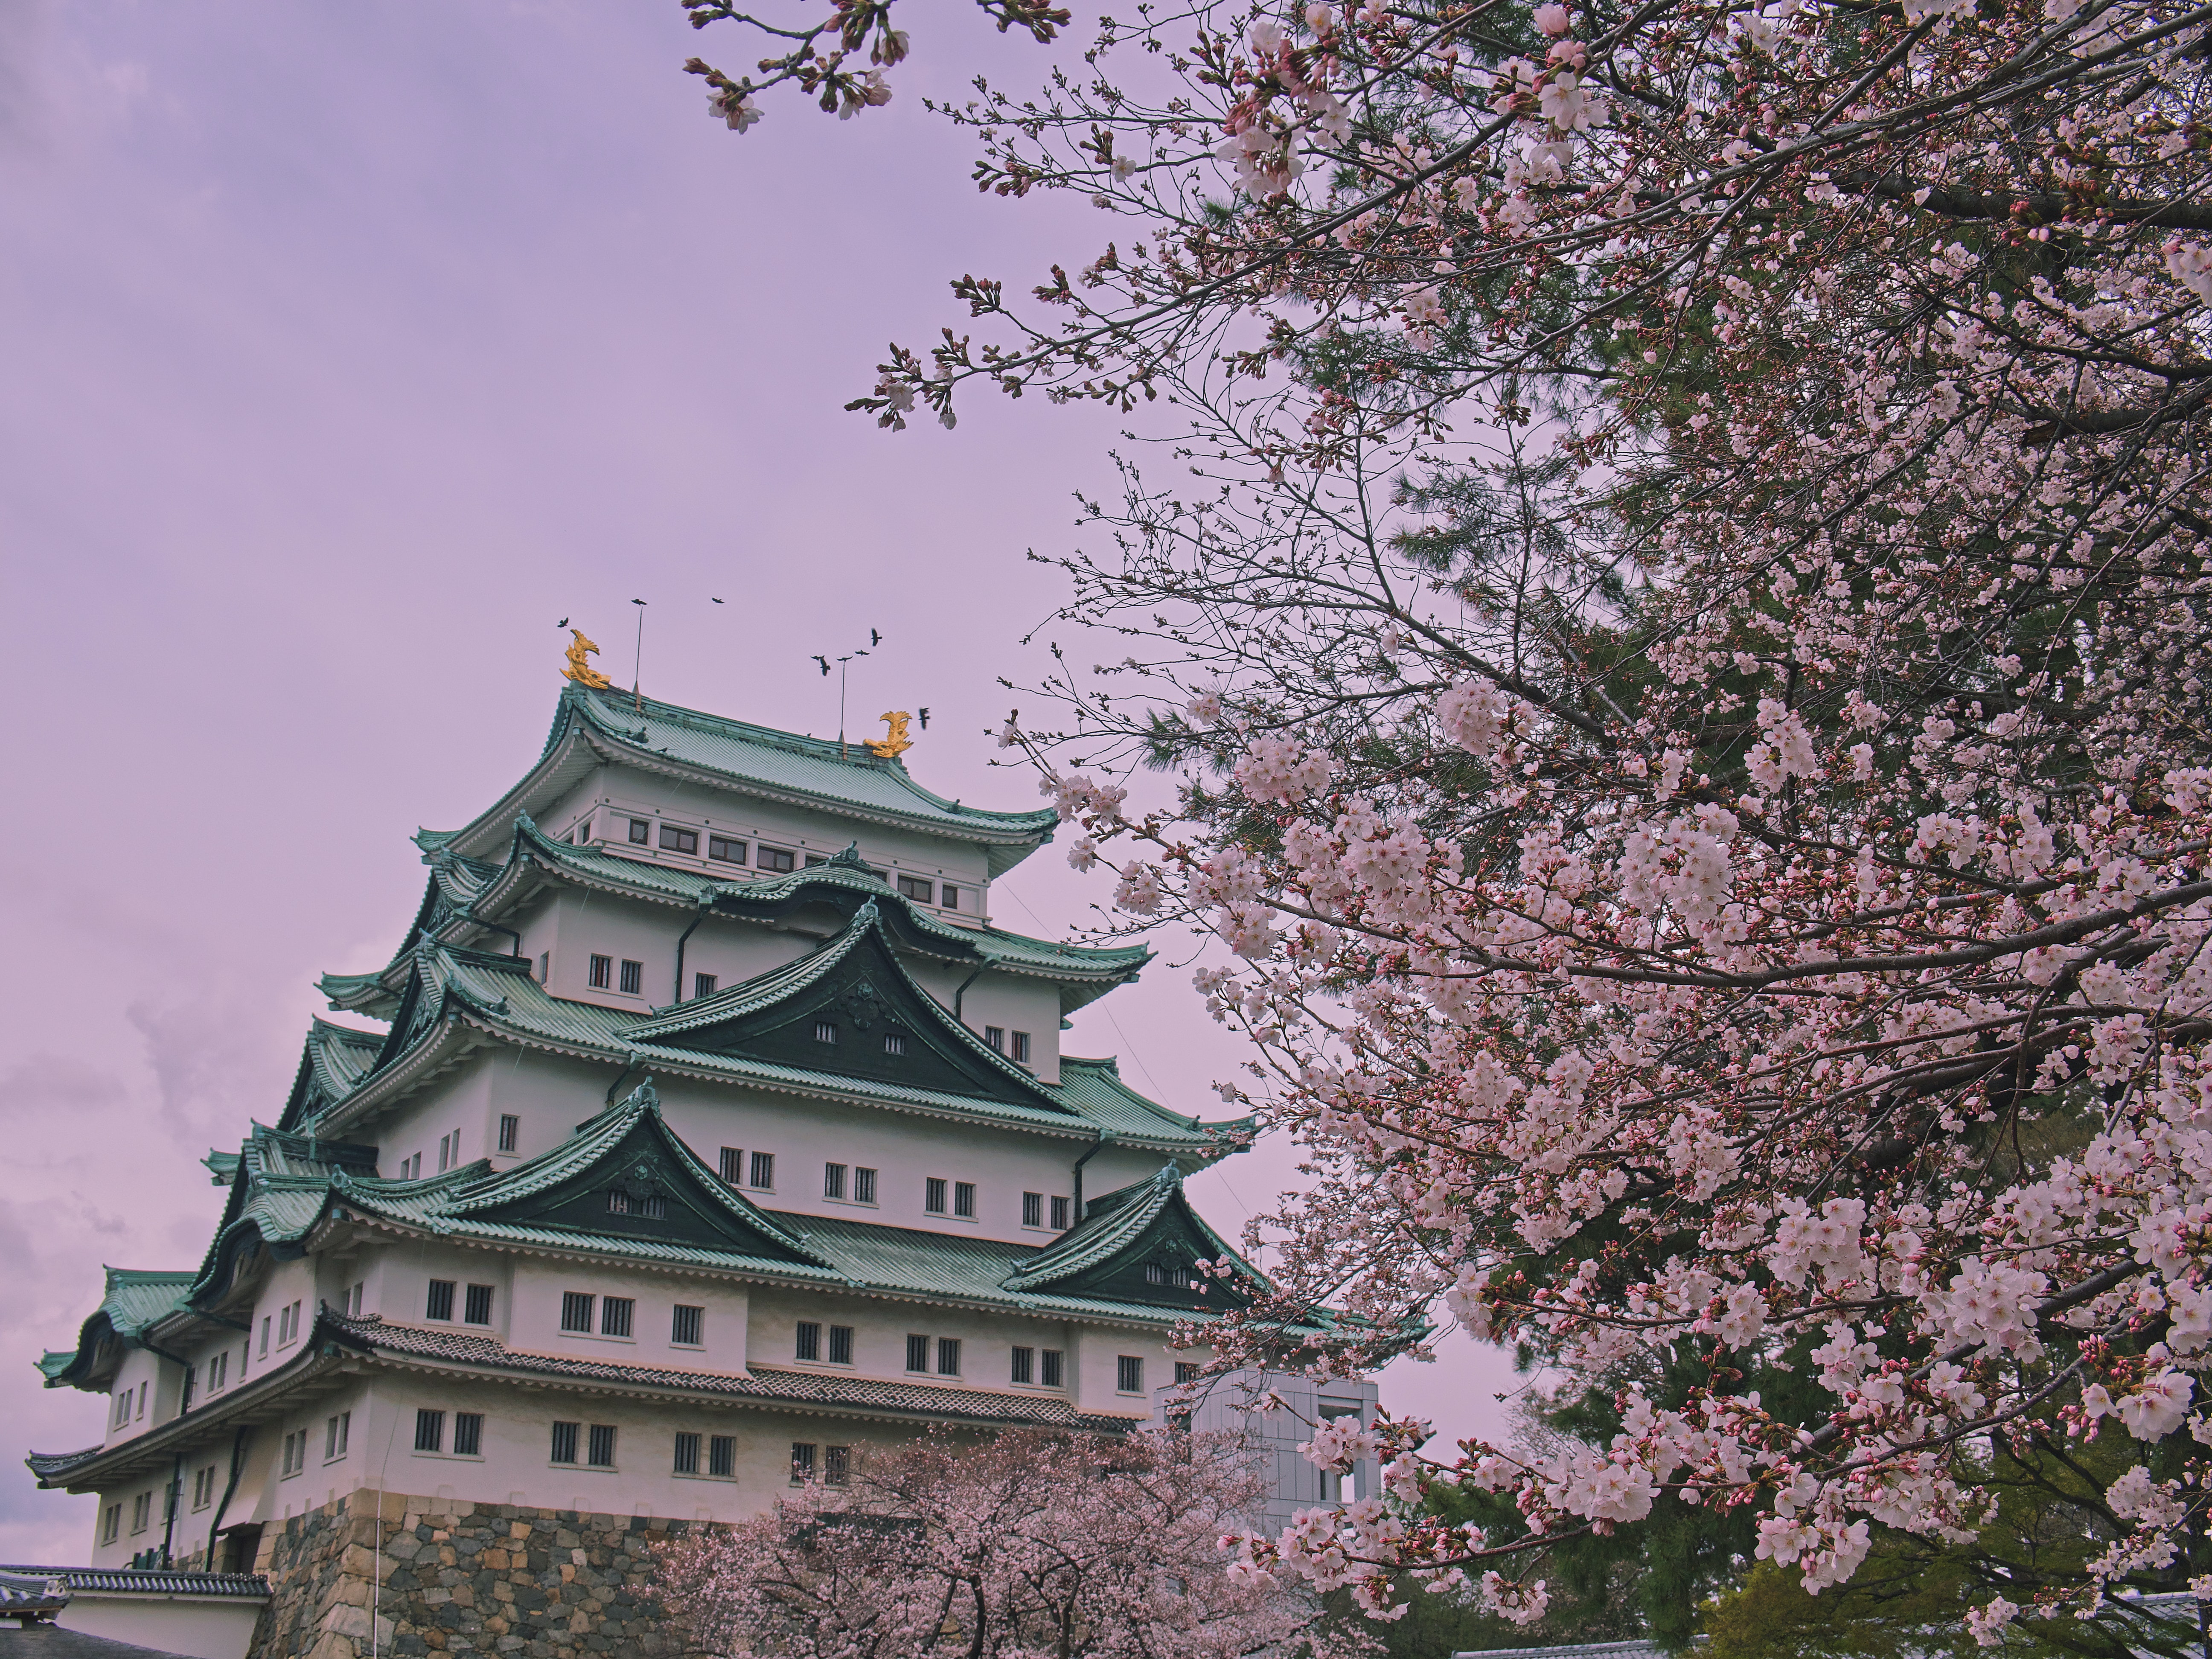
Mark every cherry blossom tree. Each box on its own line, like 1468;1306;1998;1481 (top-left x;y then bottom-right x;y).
681;0;2212;1645
656;1427;1351;1659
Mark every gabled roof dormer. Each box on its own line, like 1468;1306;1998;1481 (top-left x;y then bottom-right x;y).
432;1081;831;1267
1001;1166;1267;1310
625;900;1080;1115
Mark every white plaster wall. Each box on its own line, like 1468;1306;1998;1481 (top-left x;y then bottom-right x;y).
245;1257;324;1377
59;1595;263;1659
360;1239;515;1338
651;1074;1137;1245
102;1350;160;1447
506;1259;749;1377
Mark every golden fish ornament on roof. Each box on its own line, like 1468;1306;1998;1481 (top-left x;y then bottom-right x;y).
562;629;614;690
865;710;914;759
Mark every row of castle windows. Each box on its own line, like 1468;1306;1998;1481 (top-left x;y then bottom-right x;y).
579;814;970;912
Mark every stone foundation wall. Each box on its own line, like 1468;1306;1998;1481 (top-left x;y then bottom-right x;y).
247;1491;713;1659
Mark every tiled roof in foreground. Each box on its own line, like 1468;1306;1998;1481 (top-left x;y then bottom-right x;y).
345;1314;1144;1433
0;1567;269;1600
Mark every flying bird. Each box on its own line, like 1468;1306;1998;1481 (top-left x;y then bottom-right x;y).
813;656;831;676
632;598;647;606
711;597;724;605
870;629;883;646
557;617;568;628
918;708;930;729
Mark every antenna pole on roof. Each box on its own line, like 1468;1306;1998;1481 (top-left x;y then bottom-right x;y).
812;636;879;760
631;599;648;711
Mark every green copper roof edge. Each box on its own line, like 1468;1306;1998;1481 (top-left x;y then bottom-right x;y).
567;686;1059;835
441;688;1057;865
466;819;1148;977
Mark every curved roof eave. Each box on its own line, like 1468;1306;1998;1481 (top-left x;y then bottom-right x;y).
439;690;1057;869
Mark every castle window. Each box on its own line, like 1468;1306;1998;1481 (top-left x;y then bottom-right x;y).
208;1352;228;1392
710;1435;735;1477
790;1443;816;1484
824;1162;846;1199
1117;1356;1145;1394
709;835;747;864
672;1305;703;1346
191;1467;212;1511
693;972;717;999
1051;1196;1071;1230
941;885;962;911
1011;1031;1032;1064
607;1190;629;1214
629;819;650;845
600;1297;635;1339
659;825;699;855
426;1280;456;1321
605;1189;665;1219
750;1151;775;1190
347;1282;364;1316
498;1115;519;1153
1022;1192;1043;1228
1042;1350;1064;1388
550;1421;580;1464
829;1324;853;1365
795;1321;821;1362
587;1425;617;1467
589;955;612;990
1177;1363;1203;1384
414;1410;445;1454
131;1493;151;1533
453;1413;483;1457
719;1147;742;1185
905;1334;929;1374
1011;1346;1033;1384
326;1412;350;1460
925;1178;947;1214
937;1338;961;1377
954;1182;976;1219
825;1445;850;1487
464;1284;495;1325
619;959;643;995
758;846;797;873
896;875;933;903
571;818;590;844
560;1293;595;1334
984;1026;1004;1052
855;1167;877;1204
814;1019;838;1045
101;1504;120;1544
673;1433;700;1475
883;1031;906;1056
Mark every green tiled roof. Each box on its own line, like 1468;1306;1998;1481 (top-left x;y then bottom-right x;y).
38;1269;198;1389
494;820;1151;983
1004;1166;1263;1297
306;936;1240;1155
441;687;1059;877
242;1087;1263;1328
1054;1056;1257;1146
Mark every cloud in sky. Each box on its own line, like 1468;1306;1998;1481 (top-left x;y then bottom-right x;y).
0;2;1516;1563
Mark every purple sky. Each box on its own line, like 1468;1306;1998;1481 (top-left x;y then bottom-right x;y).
0;0;1515;1561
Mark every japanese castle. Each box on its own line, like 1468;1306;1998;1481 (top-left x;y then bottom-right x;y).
29;680;1325;1598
